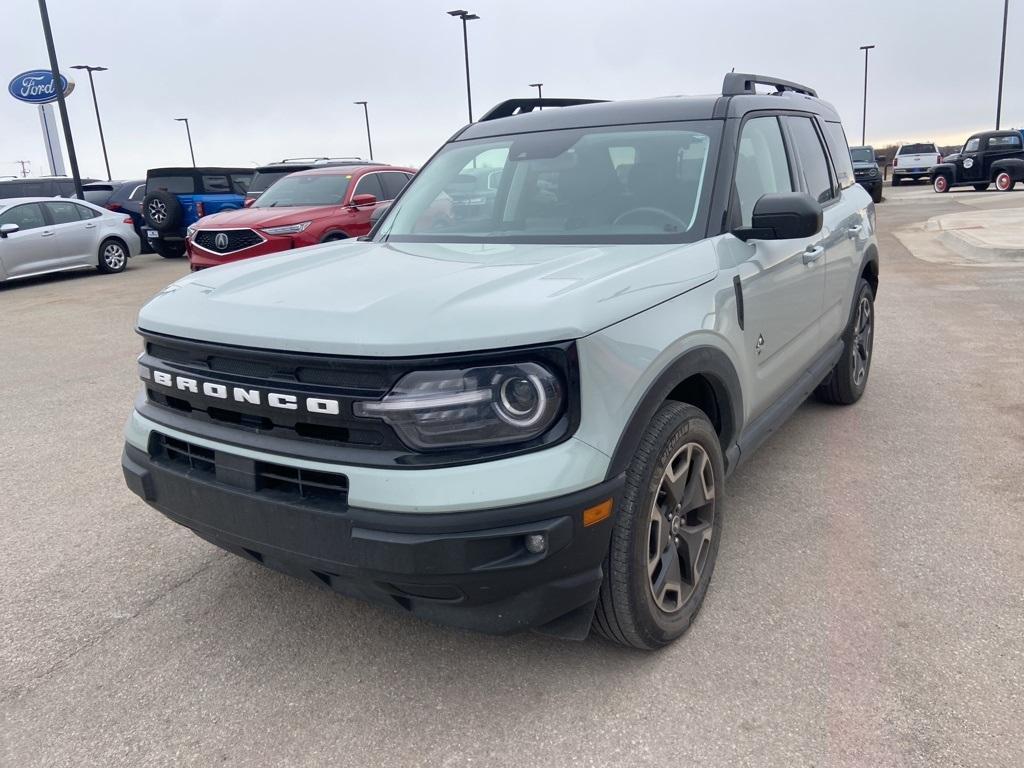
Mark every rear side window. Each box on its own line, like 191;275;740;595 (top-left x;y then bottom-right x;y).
129;184;146;201
823;122;855;189
734;116;793;227
201;175;230;194
229;174;252;194
898;143;937;155
74;203;100;220
378;172;410;201
148;175;195;194
22;181;49;196
785;116;835;205
0;202;46;230
987;134;1022;148
44;201;82;224
0;183;26;198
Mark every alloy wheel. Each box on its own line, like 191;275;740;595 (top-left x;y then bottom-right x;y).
149;200;167;223
851;294;873;386
647;442;716;613
103;243;126;270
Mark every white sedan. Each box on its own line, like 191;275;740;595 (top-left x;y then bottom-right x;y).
0;196;141;283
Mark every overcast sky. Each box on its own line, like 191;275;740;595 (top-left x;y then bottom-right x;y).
1;0;1019;181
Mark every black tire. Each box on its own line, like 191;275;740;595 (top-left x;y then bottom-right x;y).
96;238;128;274
142;190;183;232
891;175;902;187
995;171;1017;192
593;402;724;650
870;185;883;204
973;183;990;192
321;233;349;243
933;174;951;193
153;240;186;259
816;279;875;405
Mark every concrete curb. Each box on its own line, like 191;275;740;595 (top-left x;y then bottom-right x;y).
923;210;1024;263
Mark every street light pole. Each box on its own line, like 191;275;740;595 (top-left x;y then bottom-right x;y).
354;101;373;161
36;0;83;199
859;45;875;146
996;0;1009;129
174;118;195;167
71;65;111;180
448;10;479;122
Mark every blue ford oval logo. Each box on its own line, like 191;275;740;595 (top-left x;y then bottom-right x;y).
7;69;75;104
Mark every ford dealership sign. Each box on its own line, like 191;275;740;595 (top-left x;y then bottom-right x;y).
8;69;74;104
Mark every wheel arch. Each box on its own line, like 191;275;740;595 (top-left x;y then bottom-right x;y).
320;229;351;243
99;234;130;260
991;159;1024;180
606;346;743;480
860;244;879;298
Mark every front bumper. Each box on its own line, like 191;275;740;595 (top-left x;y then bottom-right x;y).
122;441;622;636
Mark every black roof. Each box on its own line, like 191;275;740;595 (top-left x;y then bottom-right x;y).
147;166;253;176
458;72;840;141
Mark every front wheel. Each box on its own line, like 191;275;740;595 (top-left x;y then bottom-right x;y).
933;174;950;193
593;402;724;650
995;172;1017;192
97;238;128;274
870;185;883;204
816;279;875;405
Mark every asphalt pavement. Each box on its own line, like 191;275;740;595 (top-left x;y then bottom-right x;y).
1;183;1022;767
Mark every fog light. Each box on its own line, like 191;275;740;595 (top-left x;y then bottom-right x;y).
524;533;546;554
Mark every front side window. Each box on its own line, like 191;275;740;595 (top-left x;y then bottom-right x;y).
378;122;719;243
44;201;82;225
964;137;981;153
252;174;352;207
352;174;385;201
734;116;793;227
0;203;46;231
785;116;834;205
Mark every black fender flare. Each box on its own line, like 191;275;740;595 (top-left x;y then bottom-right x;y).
930;163;956;180
991;158;1024;181
605;345;743;480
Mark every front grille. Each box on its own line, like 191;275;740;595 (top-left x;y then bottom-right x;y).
151;433;348;504
194;229;264;254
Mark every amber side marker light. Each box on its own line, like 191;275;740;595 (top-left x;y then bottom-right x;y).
582;499;613;527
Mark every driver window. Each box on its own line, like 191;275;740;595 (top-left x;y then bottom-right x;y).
964;137;981;153
0;203;46;231
734;117;793;227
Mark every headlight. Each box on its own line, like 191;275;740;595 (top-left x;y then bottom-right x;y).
354;362;563;450
261;221;311;235
185;225;197;239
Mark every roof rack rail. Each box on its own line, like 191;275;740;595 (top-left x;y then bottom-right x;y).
278;156;367;164
722;73;817;98
478;98;608;122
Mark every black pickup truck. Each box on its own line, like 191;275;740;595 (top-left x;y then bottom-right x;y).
930;130;1024;193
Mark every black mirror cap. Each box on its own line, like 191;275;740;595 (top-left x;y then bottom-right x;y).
733;192;823;242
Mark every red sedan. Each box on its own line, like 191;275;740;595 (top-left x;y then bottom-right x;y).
186;164;414;270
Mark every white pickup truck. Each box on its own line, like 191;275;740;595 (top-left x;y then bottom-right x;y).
891;142;942;185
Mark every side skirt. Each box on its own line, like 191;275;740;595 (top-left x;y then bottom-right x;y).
724;339;844;473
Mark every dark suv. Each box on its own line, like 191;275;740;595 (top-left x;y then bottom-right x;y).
141;167;253;258
245;158;375;206
849;146;882;202
930;130;1024;193
0;176;97;200
83;180;149;250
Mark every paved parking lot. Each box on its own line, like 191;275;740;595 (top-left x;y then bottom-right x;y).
2;185;1022;767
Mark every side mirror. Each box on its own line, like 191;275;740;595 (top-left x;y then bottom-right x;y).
0;223;20;238
370;203;391;224
733;193;822;242
350;193;377;208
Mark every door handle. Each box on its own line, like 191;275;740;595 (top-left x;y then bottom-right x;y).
84;223;96;229
802;245;825;265
41;230;55;237
847;224;862;236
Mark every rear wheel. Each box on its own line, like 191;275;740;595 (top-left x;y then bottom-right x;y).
995;172;1016;192
816;279;875;405
593;402;724;650
97;238;128;274
870;184;883;204
891;175;902;187
973;183;990;191
933;174;950;193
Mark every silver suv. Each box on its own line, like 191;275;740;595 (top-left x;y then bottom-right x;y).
122;73;878;649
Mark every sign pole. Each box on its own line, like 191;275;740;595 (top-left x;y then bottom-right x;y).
37;0;82;198
38;104;66;175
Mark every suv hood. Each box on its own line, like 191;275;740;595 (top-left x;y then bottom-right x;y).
852;161;878;171
139;239;718;356
196;205;338;229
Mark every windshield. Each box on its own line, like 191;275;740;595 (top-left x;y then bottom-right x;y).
250;170;298;194
253;174;351;207
377;121;720;244
850;147;874;163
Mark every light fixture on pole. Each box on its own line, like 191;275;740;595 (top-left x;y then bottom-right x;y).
174;118;195;167
354;101;373;161
71;65;111;180
447;10;480;122
859;45;875;146
529;82;543;99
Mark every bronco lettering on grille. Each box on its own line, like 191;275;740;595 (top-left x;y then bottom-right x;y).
144;368;341;415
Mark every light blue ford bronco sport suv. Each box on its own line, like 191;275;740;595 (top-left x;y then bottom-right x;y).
123;73;878;649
